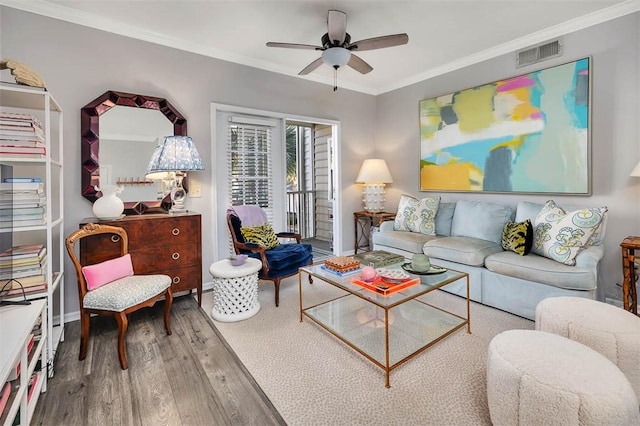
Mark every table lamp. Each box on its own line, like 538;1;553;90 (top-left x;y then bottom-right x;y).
145;135;204;214
355;159;393;212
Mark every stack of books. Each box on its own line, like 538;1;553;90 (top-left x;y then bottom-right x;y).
0;321;43;420
0;112;46;157
0;179;46;228
0;244;48;297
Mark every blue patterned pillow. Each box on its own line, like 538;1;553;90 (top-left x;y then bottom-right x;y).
393;195;440;235
532;200;607;265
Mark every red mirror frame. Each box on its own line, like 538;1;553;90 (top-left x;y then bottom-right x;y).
80;91;187;215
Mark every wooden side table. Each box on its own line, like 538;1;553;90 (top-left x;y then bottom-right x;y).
620;236;640;314
354;211;396;254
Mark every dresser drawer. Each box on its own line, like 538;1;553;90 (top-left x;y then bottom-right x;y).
156;265;202;294
131;244;199;271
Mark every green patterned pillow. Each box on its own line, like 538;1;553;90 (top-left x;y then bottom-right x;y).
393;194;440;235
501;219;533;256
241;223;280;250
532;200;607;265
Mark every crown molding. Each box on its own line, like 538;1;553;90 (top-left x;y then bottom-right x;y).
377;0;640;95
2;0;638;96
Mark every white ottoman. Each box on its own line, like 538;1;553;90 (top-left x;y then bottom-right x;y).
209;257;262;322
487;330;639;426
536;296;640;398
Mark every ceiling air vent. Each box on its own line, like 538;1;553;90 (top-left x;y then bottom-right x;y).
516;39;562;68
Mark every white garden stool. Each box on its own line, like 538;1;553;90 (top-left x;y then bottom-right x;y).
209;257;262;322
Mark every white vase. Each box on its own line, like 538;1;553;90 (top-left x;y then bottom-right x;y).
93;185;124;219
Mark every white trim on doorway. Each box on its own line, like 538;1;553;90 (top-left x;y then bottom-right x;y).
210;103;342;261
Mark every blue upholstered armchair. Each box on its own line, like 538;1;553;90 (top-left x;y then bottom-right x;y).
227;206;313;306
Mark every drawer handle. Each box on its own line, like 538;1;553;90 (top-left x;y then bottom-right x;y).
172;228;180;236
172;252;180;260
111;235;121;243
172;276;181;284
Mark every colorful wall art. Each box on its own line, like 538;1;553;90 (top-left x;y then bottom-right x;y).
419;58;590;194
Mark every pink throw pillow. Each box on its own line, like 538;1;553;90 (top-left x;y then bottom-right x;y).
82;254;134;291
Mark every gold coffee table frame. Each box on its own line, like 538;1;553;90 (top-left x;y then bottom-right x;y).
299;263;470;388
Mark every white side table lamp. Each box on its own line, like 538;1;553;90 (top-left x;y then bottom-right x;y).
355;158;393;212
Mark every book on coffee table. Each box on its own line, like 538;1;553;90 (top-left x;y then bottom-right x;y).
352;250;405;269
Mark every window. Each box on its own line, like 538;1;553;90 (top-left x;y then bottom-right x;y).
227;118;274;222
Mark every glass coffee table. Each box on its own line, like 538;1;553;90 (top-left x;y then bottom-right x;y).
298;262;470;388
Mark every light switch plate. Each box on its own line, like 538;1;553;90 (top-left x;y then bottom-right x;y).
190;182;202;198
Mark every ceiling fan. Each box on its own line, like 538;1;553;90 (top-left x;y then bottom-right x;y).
266;10;409;90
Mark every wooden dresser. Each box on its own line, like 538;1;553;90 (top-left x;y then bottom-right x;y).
79;213;203;305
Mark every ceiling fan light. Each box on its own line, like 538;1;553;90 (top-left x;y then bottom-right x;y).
322;47;351;68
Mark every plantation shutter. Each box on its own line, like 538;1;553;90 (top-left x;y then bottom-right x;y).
227;117;274;223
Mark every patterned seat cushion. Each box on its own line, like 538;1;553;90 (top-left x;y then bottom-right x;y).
83;274;171;312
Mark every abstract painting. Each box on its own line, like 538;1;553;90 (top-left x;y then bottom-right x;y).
419;57;590;194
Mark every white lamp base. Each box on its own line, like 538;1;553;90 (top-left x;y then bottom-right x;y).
362;183;386;212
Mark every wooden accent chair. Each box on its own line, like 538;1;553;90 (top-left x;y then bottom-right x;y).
65;223;173;369
227;207;313;307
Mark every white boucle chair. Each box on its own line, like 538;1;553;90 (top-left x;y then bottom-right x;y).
487;330;639;425
535;296;640;398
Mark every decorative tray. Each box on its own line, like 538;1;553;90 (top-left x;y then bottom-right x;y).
375;268;411;284
401;263;448;275
351;276;420;296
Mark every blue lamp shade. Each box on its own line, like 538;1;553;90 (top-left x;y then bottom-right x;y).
145;136;204;179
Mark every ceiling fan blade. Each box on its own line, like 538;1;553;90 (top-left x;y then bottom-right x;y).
347;54;373;74
266;42;323;50
298;57;324;75
349;33;409;52
327;10;347;45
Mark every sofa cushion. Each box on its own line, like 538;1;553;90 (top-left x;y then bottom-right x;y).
532;200;607;266
485;251;596;290
424;236;503;267
393;194;440;235
501;219;533;256
375;229;441;254
451;200;513;245
435;202;456;236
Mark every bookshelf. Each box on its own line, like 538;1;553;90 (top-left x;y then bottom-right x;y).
0;299;47;426
0;82;65;377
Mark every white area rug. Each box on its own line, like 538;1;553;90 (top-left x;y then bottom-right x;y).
202;276;533;425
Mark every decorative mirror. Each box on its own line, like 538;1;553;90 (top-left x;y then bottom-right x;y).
81;91;187;214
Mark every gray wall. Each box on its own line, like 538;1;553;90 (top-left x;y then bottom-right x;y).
0;7;376;317
376;12;640;300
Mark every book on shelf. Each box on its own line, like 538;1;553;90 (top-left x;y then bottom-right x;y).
2;178;42;183
0;218;46;228
0;112;43;126
6;334;35;382
0;274;47;289
0;251;47;268
0;213;45;222
0;283;47;297
27;373;39;402
0;146;46;155
0;206;46;217
0;382;10;416
0;266;46;281
0;244;45;259
0;182;44;191
352;250;405;269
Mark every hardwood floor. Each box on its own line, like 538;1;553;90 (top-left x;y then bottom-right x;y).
31;294;286;426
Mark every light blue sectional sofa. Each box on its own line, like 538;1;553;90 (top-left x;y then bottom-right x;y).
372;200;607;320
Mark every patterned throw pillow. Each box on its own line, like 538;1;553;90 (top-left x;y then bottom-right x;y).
501;220;533;256
532;200;607;265
393;194;440;235
241;223;280;250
